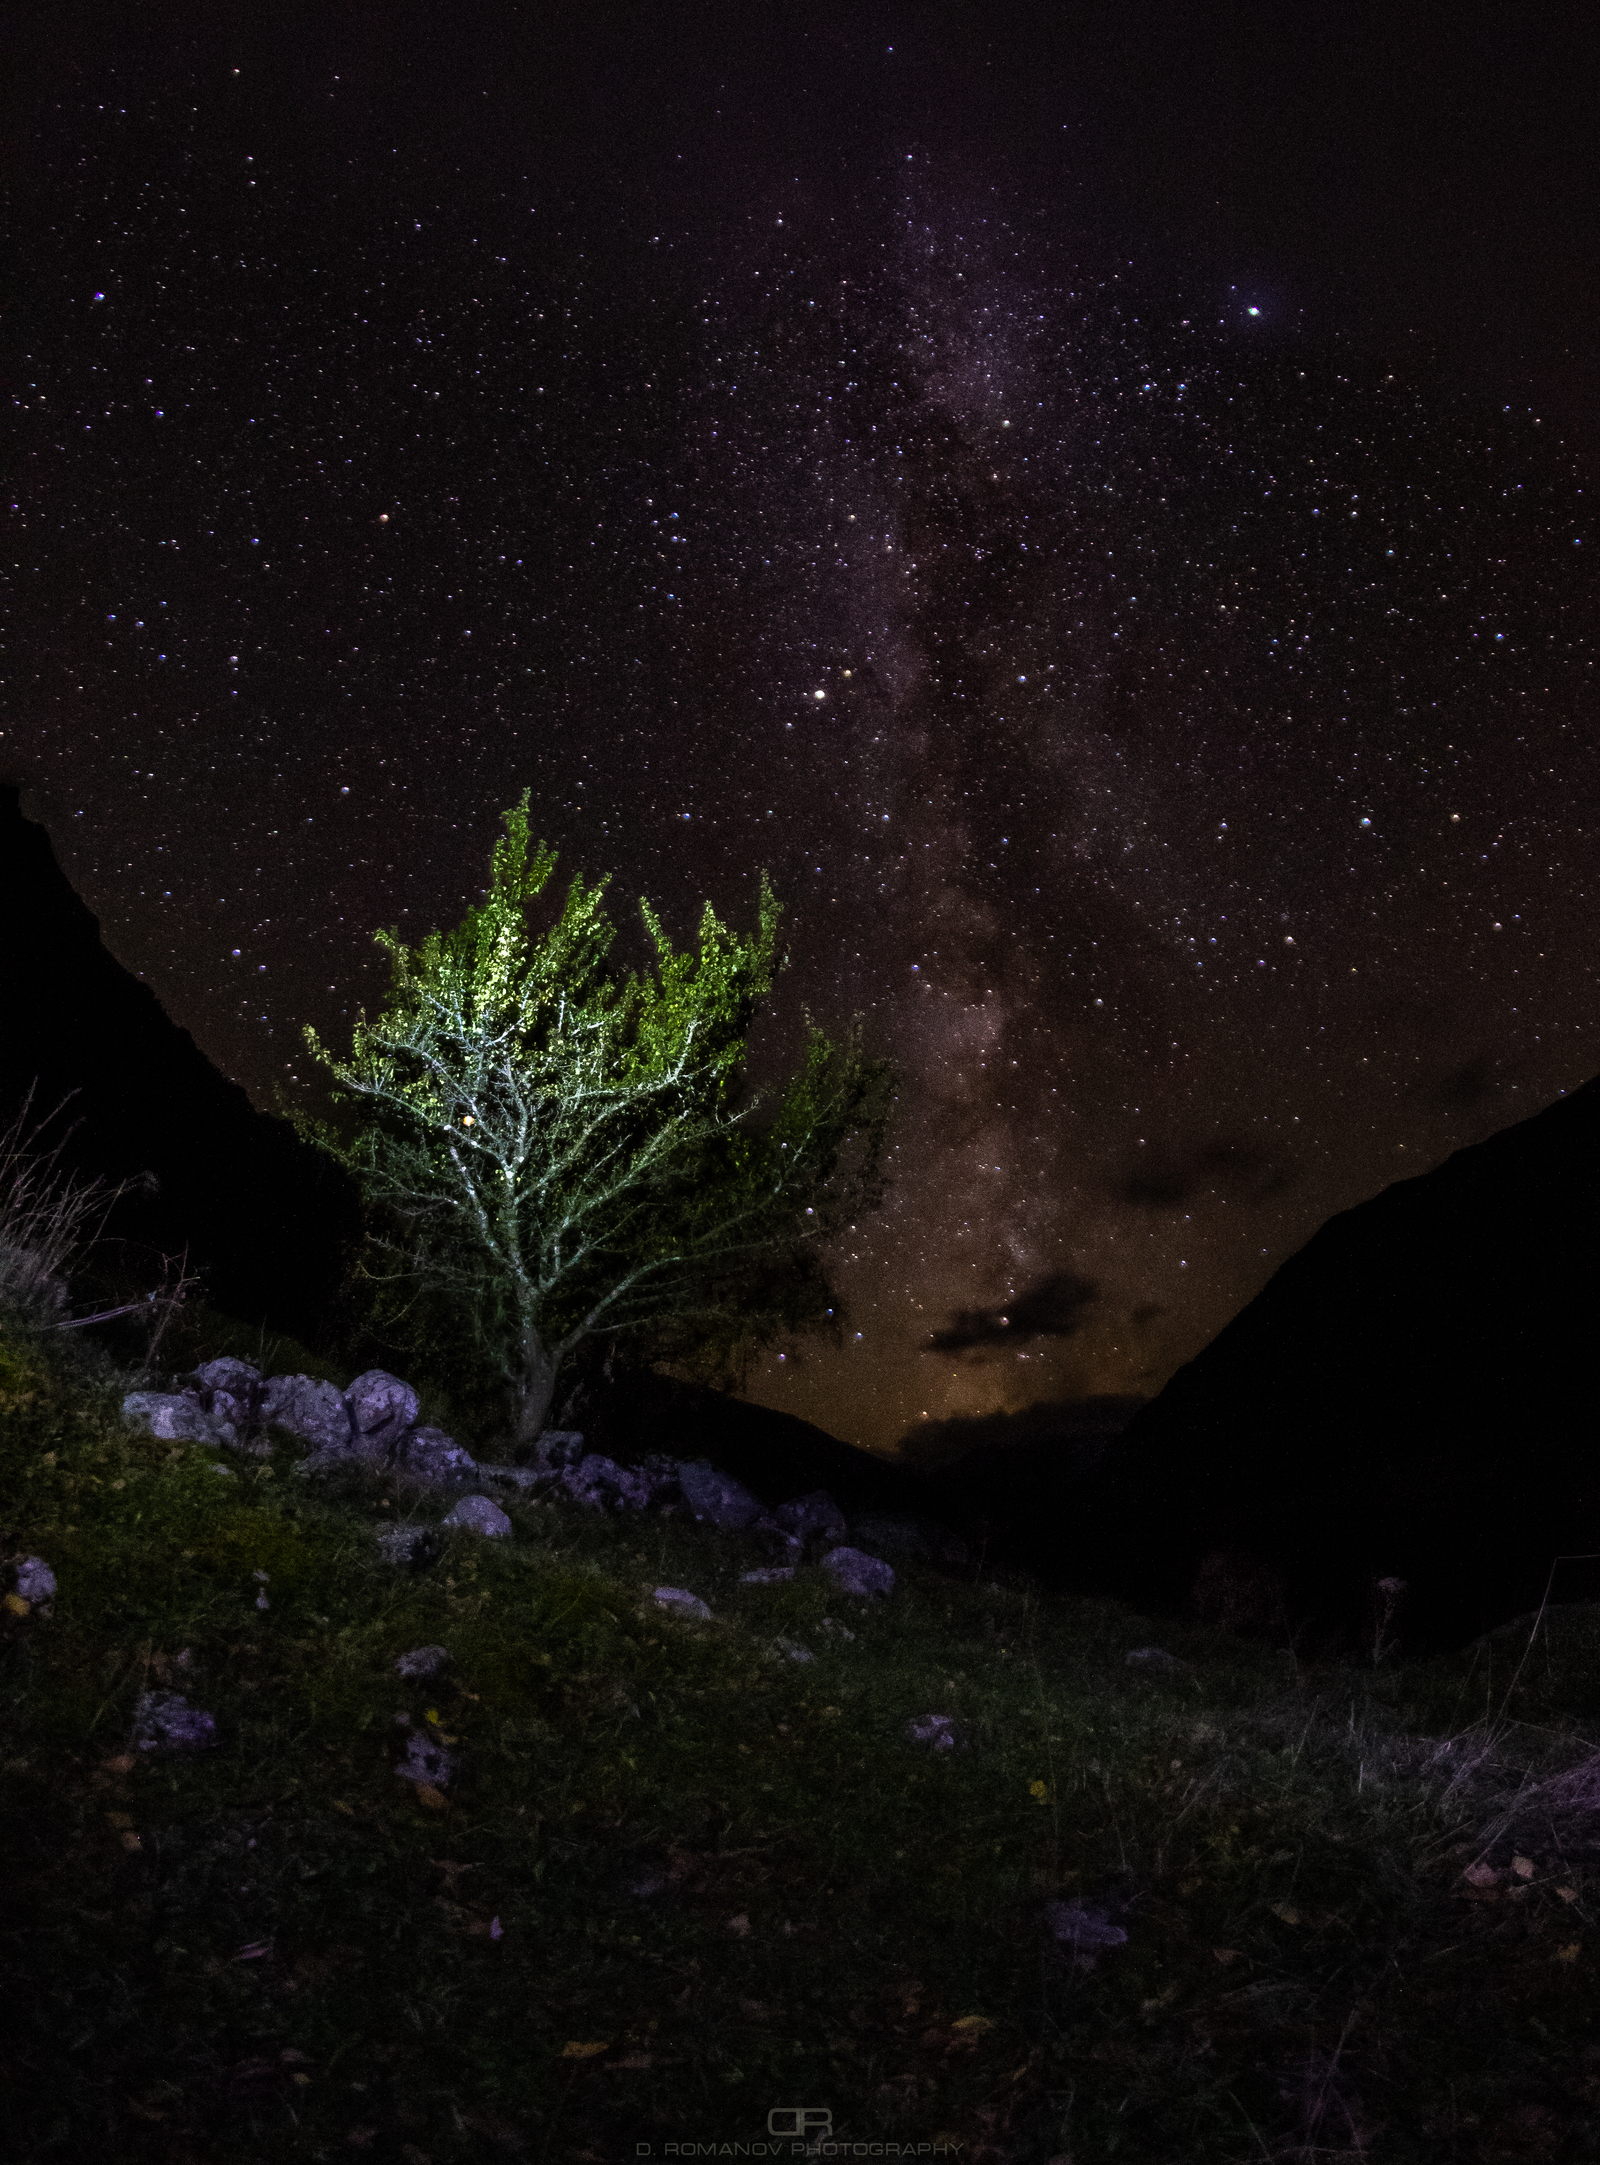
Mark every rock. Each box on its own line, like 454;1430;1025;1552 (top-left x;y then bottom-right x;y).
476;1463;557;1493
133;1690;217;1753
261;1374;353;1453
192;1358;263;1433
376;1525;439;1567
532;1429;586;1471
121;1391;225;1445
906;1713;965;1752
395;1730;458;1788
821;1546;896;1599
441;1494;512;1538
771;1637;815;1663
633;1453;684;1505
395;1645;450;1679
819;1616;856;1640
847;1512;969;1567
774;1490;849;1542
677;1460;769;1531
1125;1646;1189;1673
398;1427;478;1482
653;1586;713;1621
1044;1899;1128;1952
194;1356;263;1399
740;1566;795;1585
210;1463;235;1477
345;1370;420;1455
561;1454;650;1511
14;1557;56;1601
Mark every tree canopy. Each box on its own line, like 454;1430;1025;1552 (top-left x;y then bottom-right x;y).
304;793;894;1444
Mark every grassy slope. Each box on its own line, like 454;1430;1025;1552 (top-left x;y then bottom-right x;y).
3;1318;1600;2164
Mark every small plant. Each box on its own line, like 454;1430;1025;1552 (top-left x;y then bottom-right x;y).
1372;1573;1408;1665
0;1085;123;1326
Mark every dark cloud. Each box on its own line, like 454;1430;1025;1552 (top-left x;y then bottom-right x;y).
1115;1140;1298;1209
927;1268;1099;1354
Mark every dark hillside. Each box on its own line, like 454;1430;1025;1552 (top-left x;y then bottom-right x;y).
0;784;359;1342
1087;1074;1600;1648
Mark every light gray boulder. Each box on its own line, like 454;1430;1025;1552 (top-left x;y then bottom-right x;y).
261;1374;352;1453
441;1494;512;1539
677;1460;768;1532
740;1566;795;1585
398;1427;477;1482
346;1370;420;1455
195;1356;262;1398
653;1586;713;1621
194;1358;262;1428
821;1546;896;1599
122;1392;227;1446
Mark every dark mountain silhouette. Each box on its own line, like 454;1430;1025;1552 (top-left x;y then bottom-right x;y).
0;784;360;1343
1085;1075;1600;1650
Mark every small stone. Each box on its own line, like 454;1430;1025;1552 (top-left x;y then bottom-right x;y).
395;1645;450;1679
396;1731;457;1787
906;1713;965;1752
1125;1647;1189;1673
1044;1899;1128;1950
772;1637;815;1663
819;1616;856;1640
739;1567;796;1585
261;1375;353;1453
376;1525;438;1567
440;1495;512;1539
14;1557;56;1602
820;1546;896;1599
211;1463;236;1477
133;1691;217;1753
653;1586;712;1621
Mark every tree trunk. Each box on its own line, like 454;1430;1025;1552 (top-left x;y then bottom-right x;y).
513;1327;560;1452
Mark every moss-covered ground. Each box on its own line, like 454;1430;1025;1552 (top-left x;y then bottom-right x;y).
4;1316;1600;2162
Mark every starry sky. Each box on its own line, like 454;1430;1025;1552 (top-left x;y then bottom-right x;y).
7;6;1598;1453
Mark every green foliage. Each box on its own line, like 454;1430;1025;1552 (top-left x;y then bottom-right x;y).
304;793;894;1441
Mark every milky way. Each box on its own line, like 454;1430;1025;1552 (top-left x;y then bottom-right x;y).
8;78;1596;1450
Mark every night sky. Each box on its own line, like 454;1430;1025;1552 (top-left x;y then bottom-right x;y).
8;7;1597;1453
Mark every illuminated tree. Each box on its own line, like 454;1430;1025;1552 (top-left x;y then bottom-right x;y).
305;793;893;1446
